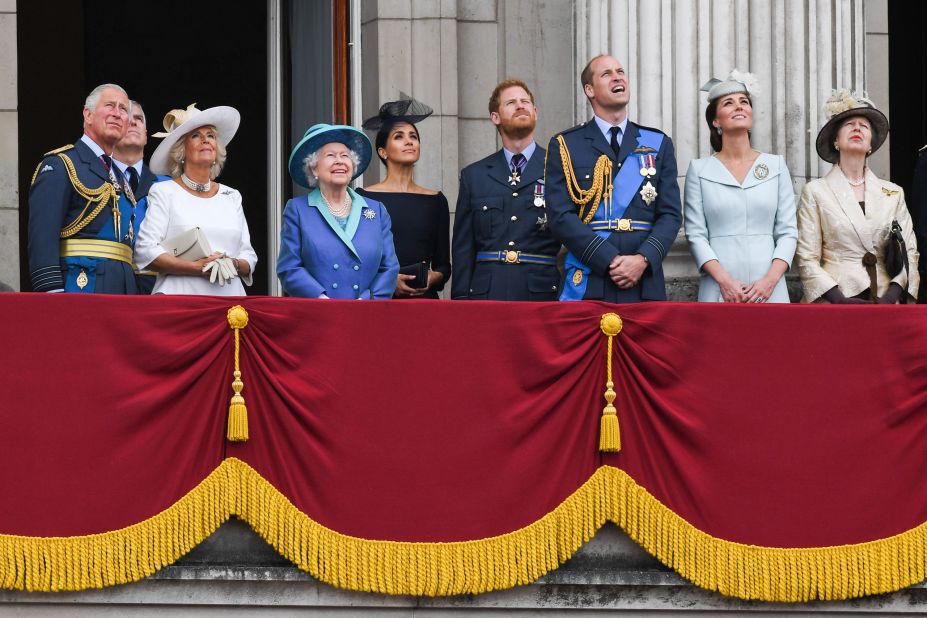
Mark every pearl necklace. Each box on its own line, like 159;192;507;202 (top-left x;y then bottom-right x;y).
322;192;352;218
847;176;866;187
181;173;211;193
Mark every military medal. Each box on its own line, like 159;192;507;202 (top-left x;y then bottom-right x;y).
572;270;584;286
640;181;658;206
536;214;549;232
754;162;769;180
362;208;376;220
533;182;545;207
76;269;88;290
638;154;656;178
508;171;521;186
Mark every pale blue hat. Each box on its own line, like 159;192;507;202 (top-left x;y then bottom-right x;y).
288;123;372;188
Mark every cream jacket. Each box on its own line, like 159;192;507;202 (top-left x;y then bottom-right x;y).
797;166;919;302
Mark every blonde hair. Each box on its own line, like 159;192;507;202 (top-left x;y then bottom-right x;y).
167;126;228;180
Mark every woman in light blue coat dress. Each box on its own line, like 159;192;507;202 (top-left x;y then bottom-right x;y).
684;71;797;303
278;123;399;299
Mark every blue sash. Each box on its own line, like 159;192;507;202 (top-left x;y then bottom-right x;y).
63;191;136;293
560;129;665;301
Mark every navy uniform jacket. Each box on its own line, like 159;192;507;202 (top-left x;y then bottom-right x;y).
28;139;138;294
452;147;562;300
545;120;681;302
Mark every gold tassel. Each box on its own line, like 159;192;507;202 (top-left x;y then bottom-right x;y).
226;305;250;442
599;313;623;452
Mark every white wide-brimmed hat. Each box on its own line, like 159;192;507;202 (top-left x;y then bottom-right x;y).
149;103;240;175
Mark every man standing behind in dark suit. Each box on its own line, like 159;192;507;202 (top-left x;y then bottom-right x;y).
452;79;562;300
28;83;139;294
546;55;681;302
911;145;927;303
114;100;159;293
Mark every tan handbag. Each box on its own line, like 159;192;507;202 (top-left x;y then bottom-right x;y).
161;227;213;261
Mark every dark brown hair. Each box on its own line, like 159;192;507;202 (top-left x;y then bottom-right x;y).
705;92;753;152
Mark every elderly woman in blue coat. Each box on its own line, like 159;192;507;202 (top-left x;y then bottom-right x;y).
684;71;798;303
278;124;399;299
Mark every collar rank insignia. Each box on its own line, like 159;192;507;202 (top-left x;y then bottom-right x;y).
363;207;377;220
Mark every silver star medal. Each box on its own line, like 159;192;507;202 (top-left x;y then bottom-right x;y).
536;213;549;232
639;181;658;206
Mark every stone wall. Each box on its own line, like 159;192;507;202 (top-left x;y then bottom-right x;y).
0;1;17;291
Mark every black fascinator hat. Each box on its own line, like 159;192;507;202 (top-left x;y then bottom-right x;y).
362;94;434;131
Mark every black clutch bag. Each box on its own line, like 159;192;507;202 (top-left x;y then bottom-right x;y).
400;262;428;289
884;220;908;279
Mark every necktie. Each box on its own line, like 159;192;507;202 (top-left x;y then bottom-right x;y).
609;126;622;157
100;154;112;170
509;153;527;185
126;167;139;194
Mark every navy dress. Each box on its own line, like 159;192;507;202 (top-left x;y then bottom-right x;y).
356;189;451;299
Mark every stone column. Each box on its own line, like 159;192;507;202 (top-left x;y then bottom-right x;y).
574;0;869;283
0;1;18;291
360;0;459;203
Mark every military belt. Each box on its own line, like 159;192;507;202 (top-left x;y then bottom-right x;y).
60;239;134;266
477;251;558;265
588;218;653;232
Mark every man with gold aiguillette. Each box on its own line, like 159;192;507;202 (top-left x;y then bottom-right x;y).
545;55;681;302
28;83;140;294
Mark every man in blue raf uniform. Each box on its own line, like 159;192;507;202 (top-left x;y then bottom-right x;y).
28;83;139;294
546;55;681;302
114;100;160;294
452;79;561;300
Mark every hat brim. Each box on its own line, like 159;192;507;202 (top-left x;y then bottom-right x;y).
288;125;372;188
149;106;241;175
815;107;889;164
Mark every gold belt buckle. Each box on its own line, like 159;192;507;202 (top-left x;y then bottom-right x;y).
504;250;519;263
617;218;631;232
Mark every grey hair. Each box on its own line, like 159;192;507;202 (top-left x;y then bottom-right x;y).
128;100;146;125
84;83;128;113
302;147;361;188
167;126;228;180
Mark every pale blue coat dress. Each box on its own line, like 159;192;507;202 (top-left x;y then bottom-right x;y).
684;153;798;302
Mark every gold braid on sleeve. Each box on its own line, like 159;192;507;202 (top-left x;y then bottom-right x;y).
52;153;120;239
556;135;613;224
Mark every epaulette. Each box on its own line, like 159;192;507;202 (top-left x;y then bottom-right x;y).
43;144;74;157
557;123;586;137
633;122;666;135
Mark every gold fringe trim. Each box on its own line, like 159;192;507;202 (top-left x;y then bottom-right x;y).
0;462;233;592
4;460;927;601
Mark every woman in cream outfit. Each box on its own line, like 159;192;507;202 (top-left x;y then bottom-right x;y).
797;90;919;304
684;71;797;303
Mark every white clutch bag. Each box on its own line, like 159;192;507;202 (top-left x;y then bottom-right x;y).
161;227;213;261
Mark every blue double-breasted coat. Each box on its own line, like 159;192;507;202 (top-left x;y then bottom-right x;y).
277;188;399;299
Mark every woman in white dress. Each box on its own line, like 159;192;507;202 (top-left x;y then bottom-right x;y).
796;90;919;304
684;71;797;303
135;104;257;295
